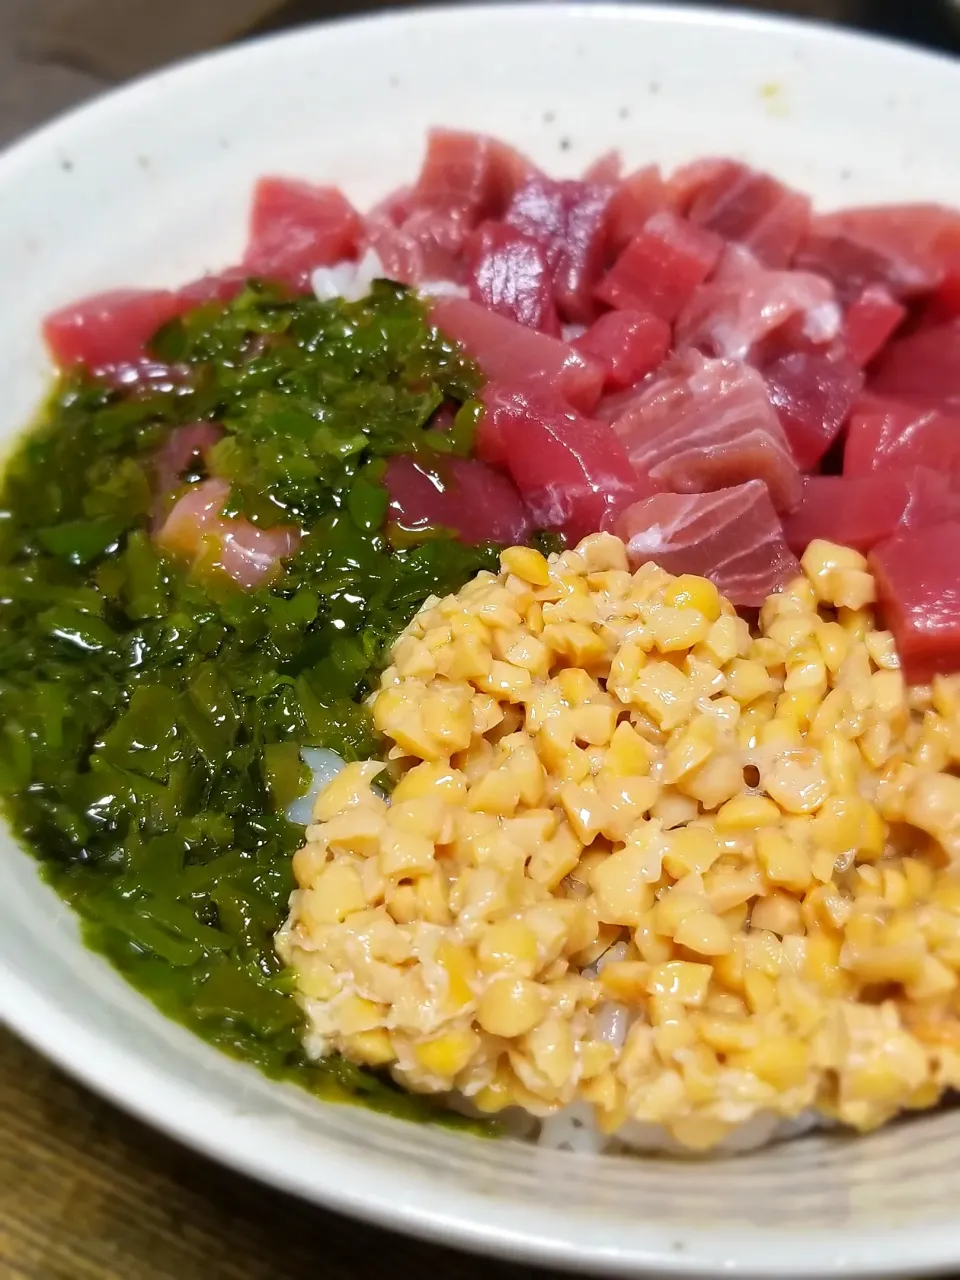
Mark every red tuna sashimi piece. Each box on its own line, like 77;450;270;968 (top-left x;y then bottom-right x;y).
364;208;463;285
842;285;907;367
686;160;812;268
606;166;668;256
676;245;840;362
476;382;514;467
782;470;960;555
157;476;228;554
844;396;960;476
813;205;960;293
869;319;960;411
431;297;604;413
574;310;671;390
505;177;614;323
387;131;537;284
465;221;558;331
595;212;724;322
154;423;224;499
243;178;362;289
156;477;300;589
490;385;647;539
388;207;469;283
218;521;301;590
43;289;188;369
385;455;531;546
363;189;421;284
923;208;960;321
764;350;864;470
611;353;802;513
927;268;960;325
664;159;733;215
370;186;414;226
793;206;950;305
870;522;960;684
584;151;623;184
413;129;534;225
176;267;250;308
616;482;800;607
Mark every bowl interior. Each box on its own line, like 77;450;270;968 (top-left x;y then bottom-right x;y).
2;7;960;1276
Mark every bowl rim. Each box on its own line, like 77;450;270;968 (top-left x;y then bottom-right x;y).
3;5;960;1276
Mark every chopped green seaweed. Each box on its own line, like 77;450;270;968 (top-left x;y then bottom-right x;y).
0;281;500;1123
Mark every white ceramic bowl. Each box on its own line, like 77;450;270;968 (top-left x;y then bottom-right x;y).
2;6;960;1276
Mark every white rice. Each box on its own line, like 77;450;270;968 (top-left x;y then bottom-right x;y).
537;1105;823;1157
311;250;467;304
285;746;347;825
311;249;390;303
417;279;470;299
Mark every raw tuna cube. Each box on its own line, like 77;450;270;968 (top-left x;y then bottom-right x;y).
243;177;362;289
842;285;907;367
676;244;840;362
574;310;671;390
506;177;614;323
870;521;960;683
156;477;300;590
153;423;224;501
926;268;960;324
363;211;418;284
583;151;623;183
686;160;812;268
616;481;800;607
364;174;479;287
794;206;949;305
490;385;647;539
664;159;733;215
392;205;472;283
43;289;188;369
869;319;960;411
595;212;723;322
782;470;960;554
764;350;864;470
606;165;668;256
385;455;531;546
364;208;463;285
370;186;413;226
176;268;250;308
844;396;960;476
819;205;960;294
431;297;604;413
218;520;302;590
413;129;534;225
783;474;909;554
611;353;803;513
157;478;231;559
363;190;424;284
476;383;515;466
464;221;558;332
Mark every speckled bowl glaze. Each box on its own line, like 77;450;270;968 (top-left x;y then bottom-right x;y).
2;7;960;1276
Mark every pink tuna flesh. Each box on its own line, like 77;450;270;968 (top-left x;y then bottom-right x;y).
616;481;800;607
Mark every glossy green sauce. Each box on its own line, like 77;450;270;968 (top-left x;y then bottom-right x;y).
0;281;502;1123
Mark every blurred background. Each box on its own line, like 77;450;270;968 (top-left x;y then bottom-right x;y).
0;2;957;1278
1;0;958;148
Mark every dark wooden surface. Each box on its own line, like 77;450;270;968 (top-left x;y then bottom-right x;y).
0;1027;546;1280
0;3;957;1277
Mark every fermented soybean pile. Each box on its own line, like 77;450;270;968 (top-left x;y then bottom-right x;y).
280;533;960;1151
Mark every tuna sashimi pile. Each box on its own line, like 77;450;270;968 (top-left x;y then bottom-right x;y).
44;130;960;684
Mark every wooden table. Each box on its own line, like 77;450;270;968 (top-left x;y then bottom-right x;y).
0;1027;551;1280
1;2;958;1277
